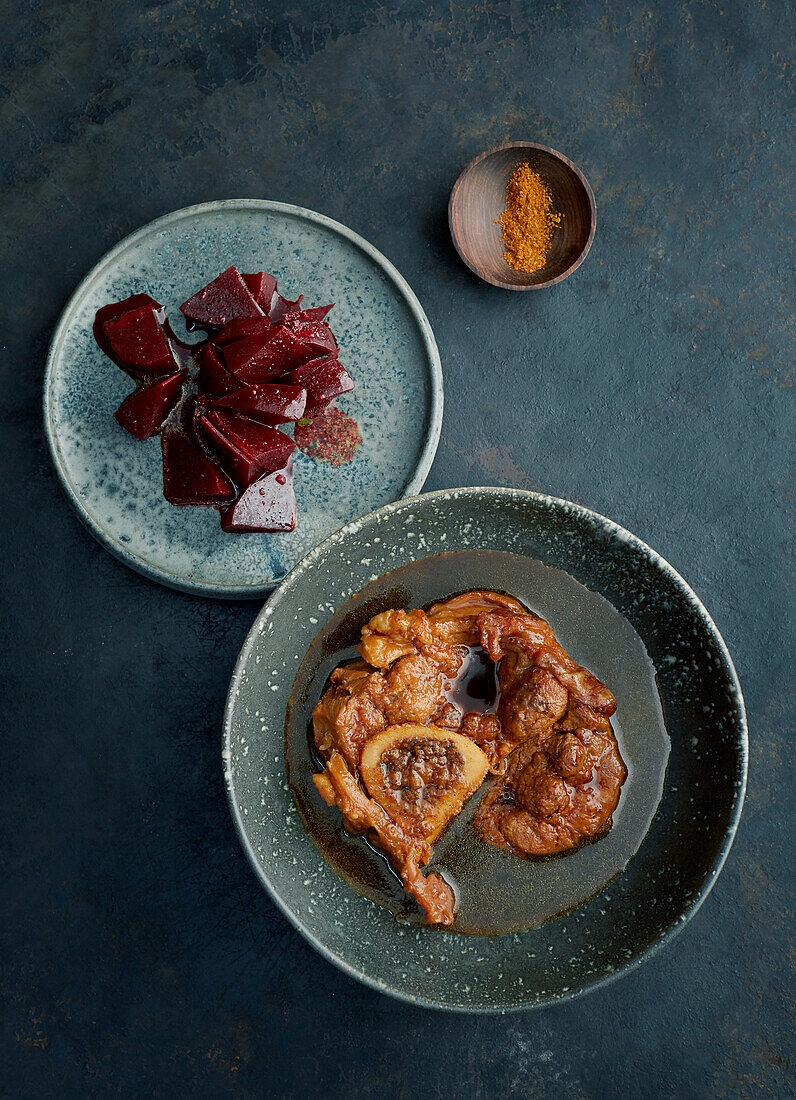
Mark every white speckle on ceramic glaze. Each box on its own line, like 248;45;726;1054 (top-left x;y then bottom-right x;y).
44;200;442;598
222;487;747;1013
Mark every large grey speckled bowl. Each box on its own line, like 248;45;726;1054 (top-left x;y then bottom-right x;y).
44;200;442;598
224;488;747;1012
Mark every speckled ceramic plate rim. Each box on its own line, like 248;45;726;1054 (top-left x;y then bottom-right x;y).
223;486;748;1012
43;199;443;599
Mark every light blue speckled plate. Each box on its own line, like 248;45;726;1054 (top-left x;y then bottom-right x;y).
44;200;442;598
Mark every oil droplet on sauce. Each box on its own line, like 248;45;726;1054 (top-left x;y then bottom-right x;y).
294;406;361;466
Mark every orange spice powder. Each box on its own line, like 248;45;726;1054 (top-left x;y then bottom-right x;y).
498;163;562;273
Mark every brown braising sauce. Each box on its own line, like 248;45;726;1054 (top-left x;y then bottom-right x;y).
286;562;670;935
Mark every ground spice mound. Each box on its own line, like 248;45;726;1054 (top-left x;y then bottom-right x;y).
498;163;562;273
294;406;361;466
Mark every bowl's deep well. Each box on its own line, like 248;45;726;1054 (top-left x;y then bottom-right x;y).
286;551;671;936
225;489;747;1011
449;144;595;288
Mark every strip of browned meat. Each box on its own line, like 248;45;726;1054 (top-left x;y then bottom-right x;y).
477;610;617;716
313;751;456;925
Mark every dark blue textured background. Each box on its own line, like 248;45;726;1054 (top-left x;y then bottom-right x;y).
2;1;793;1096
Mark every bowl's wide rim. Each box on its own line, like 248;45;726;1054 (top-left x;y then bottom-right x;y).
448;140;597;290
223;485;748;1013
43;198;444;599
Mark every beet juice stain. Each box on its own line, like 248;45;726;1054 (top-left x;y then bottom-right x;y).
294;406;361;466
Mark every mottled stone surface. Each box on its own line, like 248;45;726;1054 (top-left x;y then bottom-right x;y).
1;1;792;1096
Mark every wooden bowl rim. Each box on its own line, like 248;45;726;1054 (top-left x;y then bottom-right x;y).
448;140;597;290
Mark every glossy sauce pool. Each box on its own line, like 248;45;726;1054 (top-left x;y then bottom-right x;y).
285;551;670;935
442;644;499;714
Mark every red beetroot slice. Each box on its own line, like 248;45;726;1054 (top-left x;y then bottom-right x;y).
223;324;311;382
179;266;264;328
211;383;307;423
219;463;296;533
299;304;334;323
94;294;163;366
283;315;338;355
241;272;265;301
213;316;271;346
199;415;260;486
102;305;177;375
287;358;353;412
114;370;187;439
196;343;241;400
281;353;336;386
298;320;337;354
269;290;304;322
200;409;295;486
161;432;235;505
242;272;277;310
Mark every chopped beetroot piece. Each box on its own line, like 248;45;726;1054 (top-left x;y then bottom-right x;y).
198;415;261;486
266;325;317;367
223;324;310;382
269;290;304;322
211;383;307;423
213;316;271;346
114;370;187;439
219;463;296;533
220;331;271;375
205;409;296;470
282;313;338;356
200;409;295;486
102;305;177;375
242;272;277;310
285;353;338;386
298;304;334;323
288;359;354;413
161;432;235;505
179;266;264;328
94;294;163;365
241;272;264;299
295;320;338;355
196;343;241;400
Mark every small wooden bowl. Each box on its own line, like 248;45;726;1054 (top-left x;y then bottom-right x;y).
449;141;596;289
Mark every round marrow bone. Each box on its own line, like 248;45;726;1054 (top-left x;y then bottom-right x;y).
360;724;490;842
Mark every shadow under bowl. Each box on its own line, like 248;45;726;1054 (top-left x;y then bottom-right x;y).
449;142;596;289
